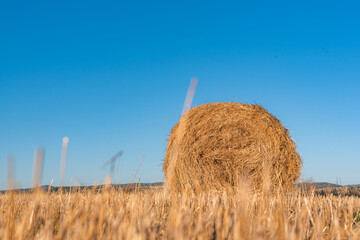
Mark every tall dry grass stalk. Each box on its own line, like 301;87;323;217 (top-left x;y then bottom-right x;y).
60;137;69;187
32;148;44;188
1;187;359;239
181;77;198;116
6;155;15;190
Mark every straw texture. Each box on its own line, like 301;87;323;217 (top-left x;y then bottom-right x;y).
164;102;302;194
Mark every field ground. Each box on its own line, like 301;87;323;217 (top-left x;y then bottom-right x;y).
1;184;360;240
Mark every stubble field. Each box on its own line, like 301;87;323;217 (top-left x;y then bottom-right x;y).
1;186;360;240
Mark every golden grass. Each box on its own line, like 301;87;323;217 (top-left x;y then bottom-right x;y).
1;187;359;239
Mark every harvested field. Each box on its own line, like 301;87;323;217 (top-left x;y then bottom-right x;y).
1;187;360;239
164;102;302;194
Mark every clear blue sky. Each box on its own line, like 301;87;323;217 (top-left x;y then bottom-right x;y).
1;1;359;190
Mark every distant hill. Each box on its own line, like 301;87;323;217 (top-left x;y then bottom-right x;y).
296;182;360;189
1;182;359;194
0;182;164;194
305;182;342;189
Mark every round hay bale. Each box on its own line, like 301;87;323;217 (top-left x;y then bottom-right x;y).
163;102;302;194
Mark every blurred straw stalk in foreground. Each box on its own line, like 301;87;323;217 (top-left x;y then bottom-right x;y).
60;137;69;186
32;148;44;188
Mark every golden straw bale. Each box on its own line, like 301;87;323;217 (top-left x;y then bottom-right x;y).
164;102;302;194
